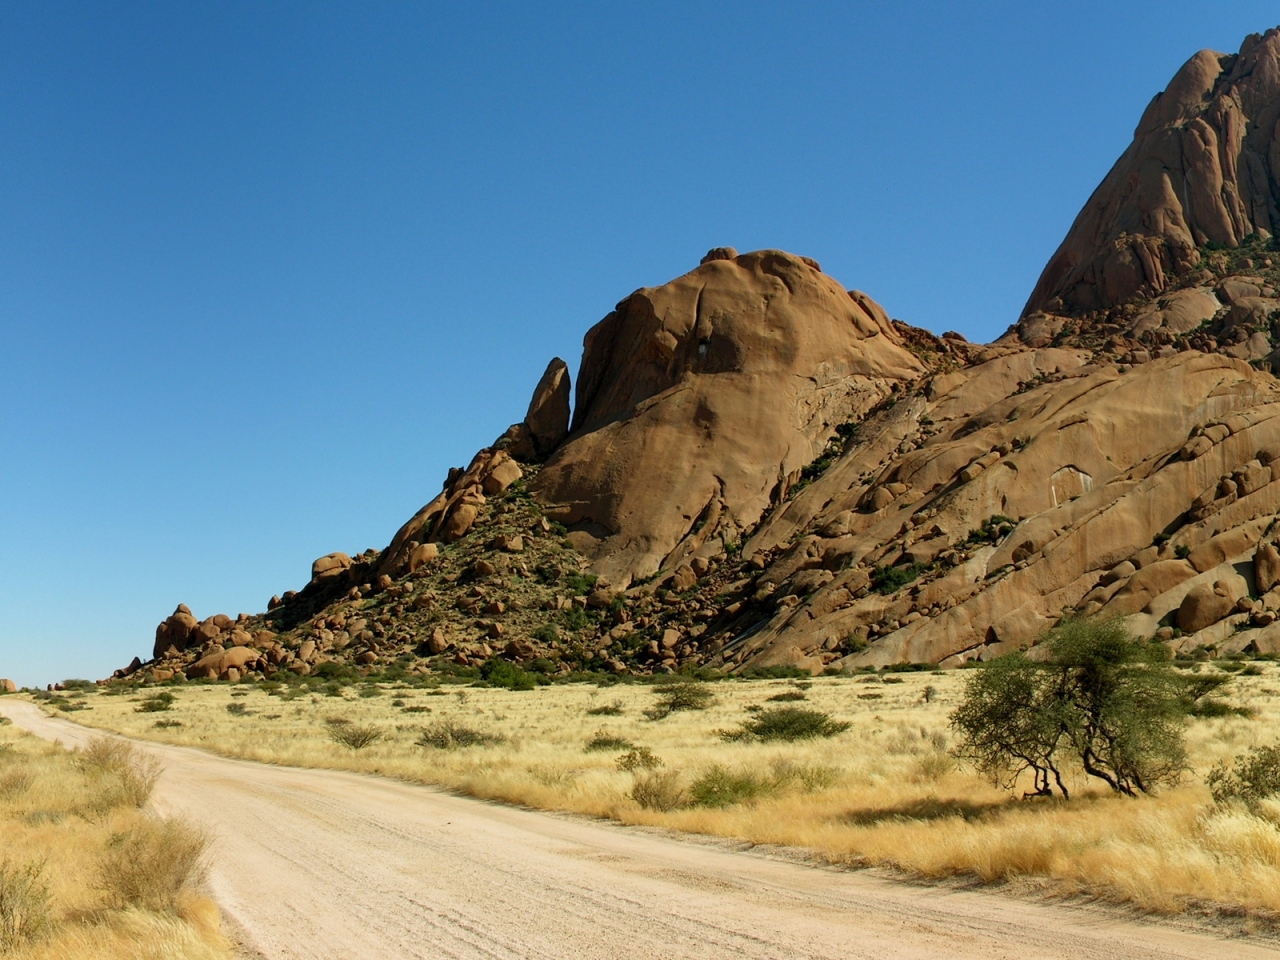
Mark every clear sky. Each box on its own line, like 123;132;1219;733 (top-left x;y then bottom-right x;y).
2;2;1277;686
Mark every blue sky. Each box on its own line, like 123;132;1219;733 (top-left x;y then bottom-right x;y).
2;2;1277;685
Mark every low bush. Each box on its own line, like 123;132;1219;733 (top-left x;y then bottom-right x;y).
584;731;633;752
870;563;928;595
629;770;684;811
1208;743;1280;808
616;746;662;772
95;817;209;912
134;692;175;713
645;680;714;720
725;707;850;742
418;721;503;750
225;702;249;716
0;860;50;951
766;690;806;702
326;722;383;750
79;737;161;809
586;700;623;716
480;658;537;691
689;766;769;807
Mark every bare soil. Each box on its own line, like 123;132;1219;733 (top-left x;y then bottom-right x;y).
4;699;1278;960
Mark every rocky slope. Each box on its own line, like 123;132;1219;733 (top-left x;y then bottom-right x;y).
112;26;1280;685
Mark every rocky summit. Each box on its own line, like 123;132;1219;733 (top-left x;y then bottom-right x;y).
113;27;1280;686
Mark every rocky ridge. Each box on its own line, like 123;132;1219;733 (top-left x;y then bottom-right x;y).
111;27;1280;686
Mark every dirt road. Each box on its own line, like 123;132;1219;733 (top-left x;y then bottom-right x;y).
4;699;1277;960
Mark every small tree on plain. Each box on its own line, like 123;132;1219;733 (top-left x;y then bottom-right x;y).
950;618;1186;799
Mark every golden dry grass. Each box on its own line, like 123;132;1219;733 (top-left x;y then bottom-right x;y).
0;718;230;959
56;662;1280;918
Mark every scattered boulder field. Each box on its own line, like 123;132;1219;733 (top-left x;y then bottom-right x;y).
104;26;1280;686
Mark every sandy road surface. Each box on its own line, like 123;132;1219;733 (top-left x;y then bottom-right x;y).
4;700;1278;960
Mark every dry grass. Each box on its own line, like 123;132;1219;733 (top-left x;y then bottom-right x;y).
60;663;1280;918
0;721;229;959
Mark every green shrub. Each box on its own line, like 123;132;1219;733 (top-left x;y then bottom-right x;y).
586;700;623;716
1207;744;1280;808
728;707;850;742
766;690;806;702
135;692;175;713
1175;544;1191;559
645;680;714;720
584;731;634;752
689;766;769;807
225;702;249;716
870;563;927;595
532;623;559;644
0;860;50;950
418;721;503;749
737;665;809;680
563;573;598;596
479;658;537;691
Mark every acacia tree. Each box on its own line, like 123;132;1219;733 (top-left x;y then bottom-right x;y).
950;618;1186;798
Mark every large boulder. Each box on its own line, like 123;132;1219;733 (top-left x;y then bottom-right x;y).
523;358;571;455
532;249;924;584
1178;580;1239;634
311;552;352;583
153;605;199;658
1021;28;1280;319
188;647;262;680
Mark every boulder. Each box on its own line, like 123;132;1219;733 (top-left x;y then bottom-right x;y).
312;552;353;582
523;358;572;456
504;639;536;661
152;606;199;659
188;647;262;680
407;542;439;573
1177;581;1238;633
482;458;524;495
440;503;478;542
1257;542;1280;594
0;679;15;694
532;250;923;585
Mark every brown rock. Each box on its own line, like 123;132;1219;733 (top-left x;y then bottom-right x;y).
188;646;262;680
532;250;923;585
523;358;572;455
1257;542;1280;594
482;458;524;495
312;552;353;582
427;628;448;655
660;629;681;650
495;534;524;553
440;503;478;542
504;639;535;661
1177;580;1238;633
408;542;439;573
0;679;15;694
1022;31;1280;319
377;574;395;591
228;629;253;647
473;559;496;577
298;640;317;662
152;606;200;659
671;564;698;592
356;651;378;665
254;629;277;646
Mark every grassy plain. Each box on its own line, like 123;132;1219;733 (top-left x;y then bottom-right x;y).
0;717;229;959
43;661;1280;920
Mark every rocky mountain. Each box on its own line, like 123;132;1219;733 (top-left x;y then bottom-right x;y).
115;26;1280;685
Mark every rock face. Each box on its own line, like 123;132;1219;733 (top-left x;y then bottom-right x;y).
119;26;1280;684
532;249;925;584
1022;29;1280;323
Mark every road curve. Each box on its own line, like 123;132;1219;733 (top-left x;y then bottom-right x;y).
3;699;1277;960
